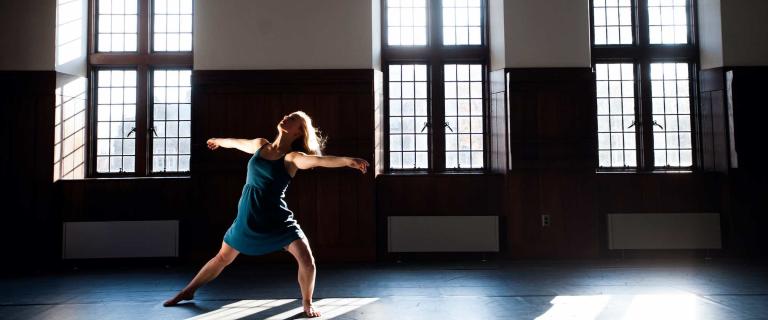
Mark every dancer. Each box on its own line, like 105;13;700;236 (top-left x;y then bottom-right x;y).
163;111;369;318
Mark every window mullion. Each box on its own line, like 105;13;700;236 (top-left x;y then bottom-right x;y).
636;0;648;47
637;0;653;170
639;60;654;170
135;65;148;176
431;60;445;172
633;62;643;169
139;0;150;54
430;0;445;172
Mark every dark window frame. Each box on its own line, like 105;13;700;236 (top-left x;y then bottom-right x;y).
382;0;490;173
591;0;700;172
87;0;193;177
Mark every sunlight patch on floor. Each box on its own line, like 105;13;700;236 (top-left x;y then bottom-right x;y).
185;297;379;320
535;293;701;320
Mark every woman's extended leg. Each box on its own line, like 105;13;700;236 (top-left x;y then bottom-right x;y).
284;237;321;317
163;241;240;306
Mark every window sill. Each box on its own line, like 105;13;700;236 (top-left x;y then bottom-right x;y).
596;169;694;174
55;175;191;182
377;170;500;177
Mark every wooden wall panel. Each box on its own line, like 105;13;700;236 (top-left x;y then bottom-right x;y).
9;63;765;267
497;68;601;258
724;67;768;257
190;69;377;263
506;68;597;170
0;71;57;271
699;68;728;172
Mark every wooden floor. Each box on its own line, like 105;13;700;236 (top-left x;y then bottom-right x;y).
2;258;767;319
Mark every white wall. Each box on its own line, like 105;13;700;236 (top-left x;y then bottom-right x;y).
503;0;591;68
194;0;378;70
55;0;88;77
0;0;56;70
489;0;506;70
721;0;768;66
372;0;382;70
698;0;724;69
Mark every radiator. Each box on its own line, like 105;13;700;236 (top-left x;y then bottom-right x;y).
388;216;499;252
607;213;721;250
63;220;179;259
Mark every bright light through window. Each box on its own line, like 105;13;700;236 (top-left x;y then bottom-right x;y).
444;64;484;169
648;0;689;44
387;0;427;46
388;64;429;169
97;0;138;52
650;62;692;167
443;0;482;45
153;0;193;51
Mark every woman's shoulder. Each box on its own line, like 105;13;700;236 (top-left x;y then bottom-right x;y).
285;151;308;161
253;138;269;149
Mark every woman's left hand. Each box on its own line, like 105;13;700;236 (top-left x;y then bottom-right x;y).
347;158;369;174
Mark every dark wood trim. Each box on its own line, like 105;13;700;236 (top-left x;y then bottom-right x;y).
383;46;489;61
136;64;149;174
193;69;374;86
139;0;149;54
639;58;653;170
592;46;699;60
89;53;193;66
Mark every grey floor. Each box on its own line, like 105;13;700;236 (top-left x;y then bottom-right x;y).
1;258;767;320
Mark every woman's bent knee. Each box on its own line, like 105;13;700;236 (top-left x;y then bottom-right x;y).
299;255;316;270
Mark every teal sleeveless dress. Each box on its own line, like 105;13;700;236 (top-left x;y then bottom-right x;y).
223;144;306;255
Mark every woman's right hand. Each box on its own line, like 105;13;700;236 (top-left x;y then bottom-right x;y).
207;138;220;150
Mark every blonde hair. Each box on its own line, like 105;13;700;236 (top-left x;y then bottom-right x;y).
290;111;327;156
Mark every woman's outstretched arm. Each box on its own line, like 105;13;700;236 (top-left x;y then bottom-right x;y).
287;152;369;174
207;138;264;154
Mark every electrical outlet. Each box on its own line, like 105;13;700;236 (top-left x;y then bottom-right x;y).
541;214;551;227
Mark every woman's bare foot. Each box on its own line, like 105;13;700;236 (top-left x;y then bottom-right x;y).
303;303;321;318
163;290;194;307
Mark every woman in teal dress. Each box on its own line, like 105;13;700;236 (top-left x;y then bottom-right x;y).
164;111;369;318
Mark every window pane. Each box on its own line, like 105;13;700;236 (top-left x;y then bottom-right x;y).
97;0;138;52
443;0;482;45
152;69;192;172
153;0;193;51
445;64;483;169
593;0;633;45
96;69;137;173
648;0;688;44
595;63;637;167
650;62;692;167
387;0;427;45
388;64;429;169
